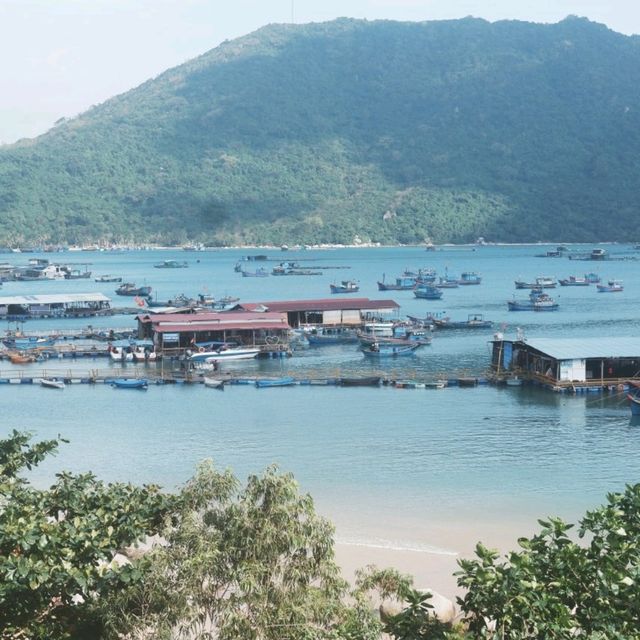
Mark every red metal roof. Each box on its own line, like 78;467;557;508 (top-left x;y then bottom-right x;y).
137;311;286;324
231;298;400;312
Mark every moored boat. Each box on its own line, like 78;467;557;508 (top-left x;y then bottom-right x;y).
154;260;188;269
116;283;152;297
203;377;225;389
433;313;493;329
361;342;422;357
40;378;65;389
242;267;269;277
508;289;559;311
189;344;261;362
329;280;360;294
339;376;381;387
458;271;482;285
559;276;590;286
414;284;443;300
255;376;296;388
377;275;416;291
597;279;623;292
306;327;359;345
110;378;149;390
514;276;557;289
95;275;122;283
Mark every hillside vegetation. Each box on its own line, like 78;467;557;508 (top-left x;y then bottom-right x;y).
1;16;639;245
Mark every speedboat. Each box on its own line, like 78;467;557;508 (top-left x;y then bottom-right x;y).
40;378;65;389
189;344;261;363
109;345;134;362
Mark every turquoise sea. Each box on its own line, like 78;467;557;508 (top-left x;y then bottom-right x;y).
3;244;640;558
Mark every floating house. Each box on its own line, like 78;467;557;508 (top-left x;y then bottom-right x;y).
137;311;292;355
0;293;111;319
230;298;400;328
491;336;640;390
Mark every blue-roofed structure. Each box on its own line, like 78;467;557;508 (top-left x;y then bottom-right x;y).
491;336;640;390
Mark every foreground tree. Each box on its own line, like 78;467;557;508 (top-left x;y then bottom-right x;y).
0;430;172;639
457;485;640;638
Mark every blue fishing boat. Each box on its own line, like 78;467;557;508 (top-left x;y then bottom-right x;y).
508;289;559;311
584;272;601;284
597;279;623;292
459;271;482;285
414;284;443;299
329;280;359;294
3;335;57;349
255;376;296;388
110;378;149;390
377;275;416;291
433;313;493;329
361;342;422;357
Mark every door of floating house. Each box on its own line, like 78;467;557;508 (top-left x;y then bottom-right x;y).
559;359;586;382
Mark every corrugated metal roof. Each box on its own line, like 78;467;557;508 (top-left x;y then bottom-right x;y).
138;311;286;324
0;293;110;305
234;298;400;312
521;337;640;360
155;321;290;333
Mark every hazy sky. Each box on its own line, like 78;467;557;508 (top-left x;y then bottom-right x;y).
1;0;638;144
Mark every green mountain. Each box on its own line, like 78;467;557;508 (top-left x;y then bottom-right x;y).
1;16;639;246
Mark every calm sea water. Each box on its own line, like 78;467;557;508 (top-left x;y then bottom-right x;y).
3;244;640;555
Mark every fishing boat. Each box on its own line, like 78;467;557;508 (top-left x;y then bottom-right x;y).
329;280;360;294
131;344;157;362
584;272;601;284
339;376;381;387
154;260;188;269
508;289;559;311
95;275;122;283
64;268;92;279
203;377;225;389
414;284;443;300
109;345;134;362
242;267;269;277
433;313;493;329
377;275;416;291
514;276;557;289
110;378;149;390
406;312;447;327
189;344;261;363
255;377;296;388
458;271;482;285
8;353;34;364
361;321;395;338
116;283;152;297
559;276;590;286
435;277;459;289
306;327;359;345
3;335;57;350
40;378;65;389
628;381;640;416
361;342;422;357
597;279;624;292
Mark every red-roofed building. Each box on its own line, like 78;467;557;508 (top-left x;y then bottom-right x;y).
228;298;400;327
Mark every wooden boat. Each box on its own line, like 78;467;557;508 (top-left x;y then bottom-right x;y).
203;377;225;389
110;378;149;390
95;275;122;282
361;342;422;357
9;353;34;364
414;284;443;300
154;260;188;269
116;283;152;297
433;314;493;329
458;271;482;285
255;376;296;388
597;280;623;292
559;276;590;286
377;275;416;291
189;345;261;362
514;276;557;289
330;280;360;294
40;378;65;389
339;376;381;387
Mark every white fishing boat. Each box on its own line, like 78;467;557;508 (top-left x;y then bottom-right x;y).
203;377;225;389
40;378;65;389
190;345;261;363
131;345;157;362
109;345;134;362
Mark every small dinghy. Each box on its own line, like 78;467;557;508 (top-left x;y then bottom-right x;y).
40;378;65;389
110;378;148;390
203;377;225;390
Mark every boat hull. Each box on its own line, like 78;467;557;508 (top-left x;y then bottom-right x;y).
190;347;261;362
255;377;296;388
339;376;381;386
110;379;148;389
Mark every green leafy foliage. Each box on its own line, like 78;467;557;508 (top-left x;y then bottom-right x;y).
1;17;639;245
0;430;173;639
456;485;640;638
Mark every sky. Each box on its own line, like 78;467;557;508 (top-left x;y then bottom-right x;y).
0;0;638;144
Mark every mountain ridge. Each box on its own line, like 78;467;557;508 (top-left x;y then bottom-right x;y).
1;16;638;245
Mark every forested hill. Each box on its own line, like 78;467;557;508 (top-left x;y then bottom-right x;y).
1;16;639;246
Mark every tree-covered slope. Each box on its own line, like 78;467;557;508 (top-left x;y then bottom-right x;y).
1;16;639;245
